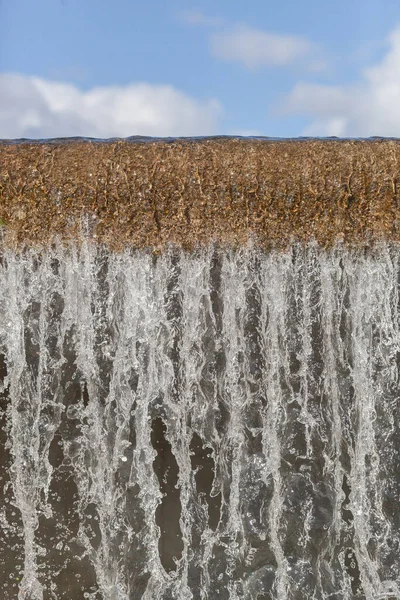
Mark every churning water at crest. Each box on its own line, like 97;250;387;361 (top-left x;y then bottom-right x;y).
0;242;399;599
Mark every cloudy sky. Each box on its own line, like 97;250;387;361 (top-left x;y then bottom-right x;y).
1;0;400;139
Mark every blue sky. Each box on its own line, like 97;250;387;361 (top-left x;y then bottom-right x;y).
1;0;400;138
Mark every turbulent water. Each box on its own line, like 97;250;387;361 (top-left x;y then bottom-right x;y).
0;242;399;600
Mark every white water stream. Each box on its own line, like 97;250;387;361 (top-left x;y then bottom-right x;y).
0;242;399;599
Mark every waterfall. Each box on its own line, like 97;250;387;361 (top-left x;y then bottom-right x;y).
0;241;399;600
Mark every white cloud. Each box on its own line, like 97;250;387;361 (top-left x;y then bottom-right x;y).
0;73;222;139
279;24;400;137
210;26;325;71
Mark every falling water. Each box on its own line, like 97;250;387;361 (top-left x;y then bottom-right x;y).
0;241;399;600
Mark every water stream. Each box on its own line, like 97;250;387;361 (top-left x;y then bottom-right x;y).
0;242;399;599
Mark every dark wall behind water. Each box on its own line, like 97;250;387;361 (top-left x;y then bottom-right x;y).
0;242;399;599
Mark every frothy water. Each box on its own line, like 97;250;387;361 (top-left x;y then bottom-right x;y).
0;242;399;599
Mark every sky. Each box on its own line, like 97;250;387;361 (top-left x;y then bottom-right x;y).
1;0;400;139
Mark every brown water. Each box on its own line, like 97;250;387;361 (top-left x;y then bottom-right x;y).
0;242;399;599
